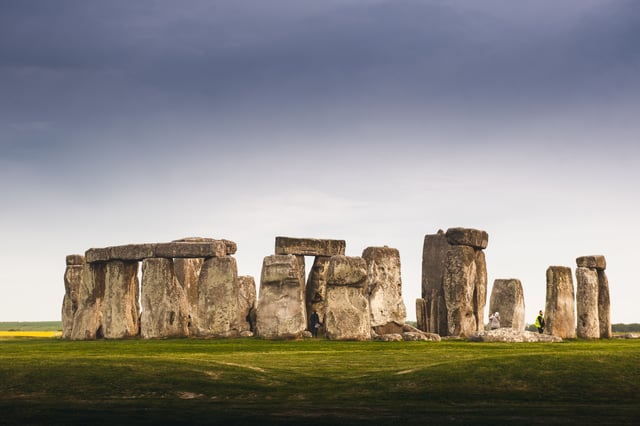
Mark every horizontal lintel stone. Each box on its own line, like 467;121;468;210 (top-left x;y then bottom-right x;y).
576;255;606;270
172;237;237;255
445;227;489;249
85;241;228;263
275;236;346;256
154;241;227;258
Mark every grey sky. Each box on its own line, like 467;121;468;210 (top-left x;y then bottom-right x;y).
1;0;639;323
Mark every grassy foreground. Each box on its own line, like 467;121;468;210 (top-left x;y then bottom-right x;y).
1;338;639;425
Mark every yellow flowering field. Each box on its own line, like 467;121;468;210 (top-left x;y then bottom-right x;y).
0;331;61;338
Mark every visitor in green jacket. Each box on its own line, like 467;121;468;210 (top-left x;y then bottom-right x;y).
535;310;545;334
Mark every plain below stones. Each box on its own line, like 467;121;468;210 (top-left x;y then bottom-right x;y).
489;279;525;331
362;246;406;329
256;255;307;339
575;267;600;339
545;266;576;339
196;256;239;337
140;258;190;338
576;255;606;270
275;237;346;257
445;227;489;250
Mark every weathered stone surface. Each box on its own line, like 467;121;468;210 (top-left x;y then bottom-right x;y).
474;249;488;330
402;323;442;341
173;237;237;255
545;266;576;339
576;255;606;271
256;255;307;339
85;248;110;263
372;321;404;335
66;254;85;266
443;245;477;337
305;256;330;333
275;236;346;257
102;261;140;339
325;256;371;340
469;328;563;343
62;263;84;339
489;279;525;331
155;241;226;259
71;263;106;340
375;333;404;342
196;256;239;337
362;246;407;329
598;269;612;339
173;257;203;330
576;267;600;339
415;298;427;332
445;227;489;249
140;258;190;338
109;244;156;261
421;231;449;335
237;275;256;333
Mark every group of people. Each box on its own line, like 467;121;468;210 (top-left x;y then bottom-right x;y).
488;310;546;333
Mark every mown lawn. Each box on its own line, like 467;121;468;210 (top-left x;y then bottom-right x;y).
1;338;639;425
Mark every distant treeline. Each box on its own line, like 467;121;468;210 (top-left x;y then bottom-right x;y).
612;323;640;332
0;322;62;332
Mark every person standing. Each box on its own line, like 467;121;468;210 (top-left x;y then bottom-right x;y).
310;310;321;337
535;310;545;334
489;312;500;330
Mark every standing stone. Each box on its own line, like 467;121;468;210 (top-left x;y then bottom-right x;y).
416;298;427;332
362;246;407;333
305;256;330;333
421;230;450;334
443;246;477;337
71;262;106;340
474;250;488;331
140;258;190;338
174;257;204;332
598;269;612;339
62;255;84;339
196;256;239;337
102;261;140;339
575;267;600;339
324;256;371;341
237;275;257;333
545;266;576;339
256;255;307;339
489;279;525;331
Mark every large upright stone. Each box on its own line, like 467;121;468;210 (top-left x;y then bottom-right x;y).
140;258;190;338
325;256;371;341
445;227;489;249
256;255;307;339
196;256;239;337
575;267;600;339
174;257;204;330
102;261;140;339
489;279;525;331
305;256;330;332
474;250;488;331
237;275;257;333
71;262;106;340
62;255;84;339
545;266;576;339
362;246;406;332
275;237;346;256
598;269;612;339
443;246;477;337
421;230;450;335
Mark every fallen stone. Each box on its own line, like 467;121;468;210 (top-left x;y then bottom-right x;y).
195;256;239;337
545;266;576;339
402;332;441;342
362;246;407;328
469;328;563;342
275;236;346;257
443;245;477;337
239;330;254;338
102;261;140;339
140;258;190;338
576;267;600;339
576;255;606;270
373;321;404;335
375;333;403;342
445;227;489;250
489;279;526;331
256;255;307;339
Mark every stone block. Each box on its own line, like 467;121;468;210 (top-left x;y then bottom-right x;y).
196;256;239;337
71;262;106;340
443;245;478;337
489;279;525;331
173;237;237;255
155;241;227;258
362;246;406;328
545;266;576;339
61;264;83;339
173;257;204;328
474;249;488;330
102;261;140;339
598;270;612;338
326;255;367;287
421;231;450;334
66;254;85;266
237;275;257;333
445;227;489;249
576;255;606;270
275;236;346;256
576;267;600;339
305;256;330;333
85;248;110;263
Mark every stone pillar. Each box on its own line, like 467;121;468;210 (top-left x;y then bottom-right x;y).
575;267;600;339
416;298;427;332
325;255;371;341
174;257;204;330
489;279;525;331
443;245;477;337
102;260;140;339
196;256;239;337
362;246;406;334
256;255;307;339
237;275;257;333
305;256;330;334
545;266;576;338
71;262;106;340
598;269;612;338
140;258;190;338
62;255;84;339
421;230;449;334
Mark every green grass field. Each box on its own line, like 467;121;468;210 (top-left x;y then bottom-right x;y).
1;337;639;425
